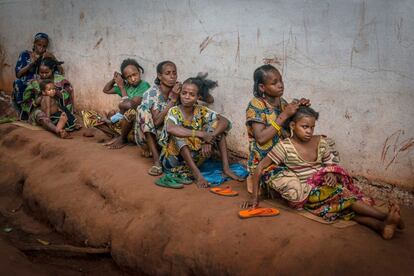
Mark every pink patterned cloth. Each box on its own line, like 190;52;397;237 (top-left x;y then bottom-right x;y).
306;165;374;206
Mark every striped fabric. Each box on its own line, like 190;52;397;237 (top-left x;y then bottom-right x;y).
267;136;338;185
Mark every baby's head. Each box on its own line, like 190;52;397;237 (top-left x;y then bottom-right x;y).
253;64;284;98
40;79;56;97
289;106;319;142
120;58;144;87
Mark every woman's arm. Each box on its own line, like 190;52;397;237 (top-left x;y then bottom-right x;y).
151;100;176;127
16;59;38;78
210;115;229;137
166;120;208;140
103;78;117;94
252;102;300;145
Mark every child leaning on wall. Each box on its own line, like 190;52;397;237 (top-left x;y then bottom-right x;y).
101;58;151;149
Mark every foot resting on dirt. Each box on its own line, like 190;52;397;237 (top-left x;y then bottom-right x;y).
104;136;127;149
382;204;402;240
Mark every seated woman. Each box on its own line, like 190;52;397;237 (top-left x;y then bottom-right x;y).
21;57;77;130
159;77;243;188
243;106;404;239
13;32;63;119
101;58;150;149
135;61;181;176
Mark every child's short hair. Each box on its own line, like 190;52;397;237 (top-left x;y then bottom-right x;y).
39;79;54;92
253;64;280;97
120;58;144;77
291;106;319;122
154;61;175;85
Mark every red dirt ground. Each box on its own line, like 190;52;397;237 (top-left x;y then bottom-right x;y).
0;123;413;275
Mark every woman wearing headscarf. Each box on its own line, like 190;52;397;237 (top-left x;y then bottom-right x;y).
13;32;63;119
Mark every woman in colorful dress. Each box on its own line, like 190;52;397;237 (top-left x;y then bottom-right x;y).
159;77;243;188
135;61;181;176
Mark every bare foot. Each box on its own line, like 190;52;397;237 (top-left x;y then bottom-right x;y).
223;168;244;182
106;136;127;149
140;146;153;158
58;129;72;139
389;202;405;230
195;175;209;188
382;205;401;240
103;136;119;146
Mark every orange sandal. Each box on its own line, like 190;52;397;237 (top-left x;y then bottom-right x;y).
238;207;280;219
210;186;238;197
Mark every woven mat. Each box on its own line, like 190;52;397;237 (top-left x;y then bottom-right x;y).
263;199;386;228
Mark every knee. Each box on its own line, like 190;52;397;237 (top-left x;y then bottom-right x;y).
119;100;132;111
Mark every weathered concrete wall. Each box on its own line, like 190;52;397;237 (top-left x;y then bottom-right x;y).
0;0;413;187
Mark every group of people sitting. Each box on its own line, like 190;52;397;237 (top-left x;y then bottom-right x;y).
12;33;404;239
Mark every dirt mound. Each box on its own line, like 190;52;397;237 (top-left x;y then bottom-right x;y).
0;91;17;118
1;124;413;275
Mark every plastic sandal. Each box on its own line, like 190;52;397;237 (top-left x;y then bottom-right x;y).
167;173;193;185
148;165;163;176
155;176;184;189
210;186;238;197
238;207;280;219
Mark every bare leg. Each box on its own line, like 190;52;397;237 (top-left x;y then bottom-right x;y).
180;145;208;188
106;119;133;149
353;216;383;232
351;201;386;220
55;113;71;139
218;135;244;181
140;144;153;158
145;132;161;167
55;113;68;132
353;203;401;239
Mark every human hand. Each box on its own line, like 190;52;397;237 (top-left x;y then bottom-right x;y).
30;53;42;67
170;82;182;101
201;143;212;158
323;173;337;187
297;98;311;106
201;131;215;144
282;101;300;117
113;72;124;87
42;52;56;59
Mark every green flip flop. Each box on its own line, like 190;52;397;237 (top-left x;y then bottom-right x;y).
155;175;184;189
166;173;193;185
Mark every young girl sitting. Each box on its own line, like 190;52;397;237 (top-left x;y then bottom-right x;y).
102;58;151;149
159;77;243;188
245;65;310;193
243;106;404;239
33;79;76;138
